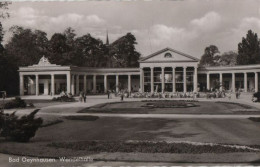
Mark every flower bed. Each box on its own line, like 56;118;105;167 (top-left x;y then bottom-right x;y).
131;92;201;98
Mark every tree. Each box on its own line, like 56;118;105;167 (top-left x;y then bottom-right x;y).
5;26;49;66
74;34;107;67
199;45;220;67
219;51;237;66
48;33;70;65
109;33;140;67
237;30;260;65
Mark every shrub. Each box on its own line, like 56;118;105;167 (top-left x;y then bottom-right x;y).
0;109;43;142
4;97;27;109
64;115;99;121
52;95;75;102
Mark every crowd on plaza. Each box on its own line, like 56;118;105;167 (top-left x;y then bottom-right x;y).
56;86;249;103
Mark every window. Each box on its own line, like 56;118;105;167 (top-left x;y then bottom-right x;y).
164;53;172;58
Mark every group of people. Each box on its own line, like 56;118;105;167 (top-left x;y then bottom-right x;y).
79;91;87;103
206;88;242;100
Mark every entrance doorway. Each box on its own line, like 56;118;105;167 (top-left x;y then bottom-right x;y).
39;84;44;95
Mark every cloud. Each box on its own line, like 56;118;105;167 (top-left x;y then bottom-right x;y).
239;17;260;31
4;7;106;37
132;24;199;56
191;11;221;31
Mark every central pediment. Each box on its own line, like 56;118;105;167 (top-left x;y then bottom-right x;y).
139;47;199;63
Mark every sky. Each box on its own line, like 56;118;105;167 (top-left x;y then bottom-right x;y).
1;0;260;58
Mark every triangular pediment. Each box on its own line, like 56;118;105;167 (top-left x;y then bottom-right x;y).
139;47;199;62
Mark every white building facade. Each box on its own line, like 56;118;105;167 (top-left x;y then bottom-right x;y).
19;48;260;96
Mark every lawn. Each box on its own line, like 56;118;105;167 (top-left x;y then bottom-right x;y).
1;100;260;163
1;115;260;158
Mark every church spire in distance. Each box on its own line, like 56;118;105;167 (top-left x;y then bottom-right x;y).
106;29;109;45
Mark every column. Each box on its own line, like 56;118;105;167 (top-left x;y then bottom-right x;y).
161;67;165;93
172;67;176;93
183;66;187;93
116;75;119;93
93;75;96;93
71;75;75;95
219;73;223;91
232;73;235;92
66;73;71;94
140;68;144;93
104;75;107;93
19;74;24;96
244;72;247;92
35;74;39;96
75;75;79;95
51;74;55;96
84;75;87;92
193;66;198;92
128;75;131;93
207;73;210;90
150;67;154;93
255;72;258;92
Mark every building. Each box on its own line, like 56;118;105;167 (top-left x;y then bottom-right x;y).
18;47;260;96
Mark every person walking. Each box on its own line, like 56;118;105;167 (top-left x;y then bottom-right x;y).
79;91;83;102
120;91;124;101
83;92;87;103
107;90;110;99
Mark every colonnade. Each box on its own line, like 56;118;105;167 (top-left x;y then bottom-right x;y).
140;66;198;93
19;73;134;96
206;72;259;92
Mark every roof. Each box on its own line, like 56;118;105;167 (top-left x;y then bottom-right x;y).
139;47;200;62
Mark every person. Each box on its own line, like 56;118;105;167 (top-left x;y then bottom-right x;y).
83;92;87;103
121;92;124;101
235;88;239;99
79;91;83;102
228;92;231;100
107;90;110;99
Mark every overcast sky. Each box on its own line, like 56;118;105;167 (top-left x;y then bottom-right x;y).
2;0;260;58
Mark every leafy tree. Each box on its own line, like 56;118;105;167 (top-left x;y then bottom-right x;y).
219;51;237;66
199;45;220;67
48;33;70;65
109;33;140;67
6;26;49;66
74;34;107;67
237;30;260;65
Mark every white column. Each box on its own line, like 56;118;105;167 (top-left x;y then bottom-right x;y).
76;75;79;95
193;66;198;92
19;74;24;96
128;75;131;93
255;72;258;92
219;73;223;91
161;67;165;93
207;73;210;90
150;67;154;93
183;66;187;93
51;74;55;96
35;74;39;96
104;75;107;93
71;75;75;95
232;73;235;92
172;67;176;93
93;75;96;93
140;68;144;93
116;75;119;93
83;75;87;92
66;73;71;94
244;72;247;92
